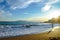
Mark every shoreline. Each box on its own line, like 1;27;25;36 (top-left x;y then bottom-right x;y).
0;27;60;40
0;31;50;40
0;28;51;39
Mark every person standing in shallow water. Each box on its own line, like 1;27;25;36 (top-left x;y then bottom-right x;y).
52;23;54;28
48;23;54;34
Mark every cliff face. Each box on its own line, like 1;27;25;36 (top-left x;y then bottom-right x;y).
44;16;60;23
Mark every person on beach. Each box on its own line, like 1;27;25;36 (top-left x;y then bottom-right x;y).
48;23;54;34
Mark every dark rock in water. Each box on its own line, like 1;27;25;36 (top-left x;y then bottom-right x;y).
25;25;31;28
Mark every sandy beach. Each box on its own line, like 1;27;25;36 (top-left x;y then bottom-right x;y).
0;27;60;40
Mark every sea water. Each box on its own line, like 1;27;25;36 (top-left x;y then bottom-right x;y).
0;23;60;38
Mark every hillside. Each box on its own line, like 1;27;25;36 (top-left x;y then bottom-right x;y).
44;16;60;23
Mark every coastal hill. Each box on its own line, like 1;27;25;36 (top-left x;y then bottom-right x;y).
44;16;60;23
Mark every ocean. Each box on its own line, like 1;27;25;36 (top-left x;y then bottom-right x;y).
0;23;60;38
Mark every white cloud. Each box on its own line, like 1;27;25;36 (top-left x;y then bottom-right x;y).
6;0;41;9
0;10;12;17
41;0;60;12
41;4;51;12
0;0;4;3
46;0;59;5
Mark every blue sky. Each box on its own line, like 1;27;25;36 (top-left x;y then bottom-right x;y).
0;0;60;22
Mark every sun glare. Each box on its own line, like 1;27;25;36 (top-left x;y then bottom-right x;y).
47;10;60;19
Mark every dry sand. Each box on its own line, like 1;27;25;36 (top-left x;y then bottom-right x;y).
0;26;60;40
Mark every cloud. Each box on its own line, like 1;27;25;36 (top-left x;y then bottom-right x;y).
0;0;4;3
41;0;60;12
0;0;41;17
0;10;12;17
41;4;51;12
0;0;59;18
46;0;59;5
6;0;41;9
0;0;59;11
